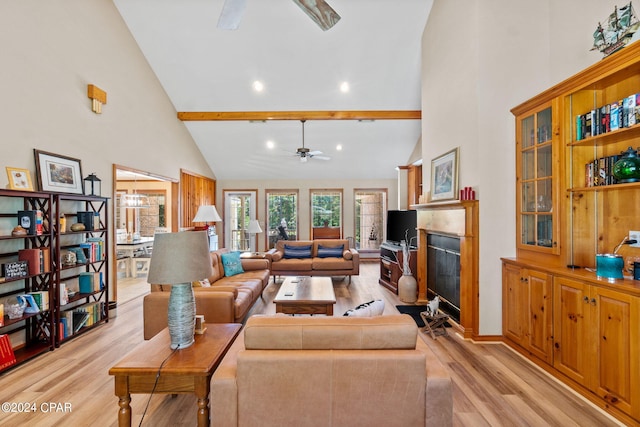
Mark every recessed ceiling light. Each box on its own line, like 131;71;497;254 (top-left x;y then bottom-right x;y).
253;80;264;92
336;144;343;151
266;140;275;149
340;81;349;93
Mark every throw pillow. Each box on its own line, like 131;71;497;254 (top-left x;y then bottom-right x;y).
192;278;211;287
343;299;385;317
283;244;312;259
317;244;344;258
221;252;244;277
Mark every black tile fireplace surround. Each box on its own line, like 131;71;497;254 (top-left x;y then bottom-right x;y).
427;233;461;322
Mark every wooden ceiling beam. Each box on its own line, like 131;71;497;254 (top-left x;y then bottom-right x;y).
177;110;421;121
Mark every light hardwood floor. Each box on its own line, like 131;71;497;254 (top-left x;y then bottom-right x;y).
0;262;622;426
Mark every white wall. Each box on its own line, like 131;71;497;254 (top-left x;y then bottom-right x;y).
218;178;398;252
0;0;214;193
0;0;214;297
421;0;624;335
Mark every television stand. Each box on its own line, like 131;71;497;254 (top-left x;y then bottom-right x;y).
379;242;417;294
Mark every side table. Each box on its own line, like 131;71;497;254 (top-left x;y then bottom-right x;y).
419;311;449;340
109;323;242;427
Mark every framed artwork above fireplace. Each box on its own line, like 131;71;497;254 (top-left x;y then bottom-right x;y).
429;147;459;202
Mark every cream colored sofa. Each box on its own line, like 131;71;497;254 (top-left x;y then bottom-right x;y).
211;315;453;427
266;239;359;283
143;248;270;339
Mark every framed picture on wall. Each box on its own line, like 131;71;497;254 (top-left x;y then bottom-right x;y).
6;167;34;191
34;149;84;194
429;147;459;202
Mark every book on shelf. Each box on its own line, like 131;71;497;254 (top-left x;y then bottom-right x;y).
29;291;49;311
72;311;90;333
78;272;102;293
575;92;640;141
18;247;50;275
585;154;620;187
610;101;620;131
76;212;94;231
17;210;43;235
0;334;16;370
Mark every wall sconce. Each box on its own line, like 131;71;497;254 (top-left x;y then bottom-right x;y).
87;84;107;114
84;173;101;196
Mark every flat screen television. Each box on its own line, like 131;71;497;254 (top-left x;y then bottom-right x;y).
385;210;417;248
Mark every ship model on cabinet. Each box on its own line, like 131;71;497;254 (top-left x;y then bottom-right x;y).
592;2;640;56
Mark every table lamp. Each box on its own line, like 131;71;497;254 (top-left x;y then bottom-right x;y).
193;205;222;235
147;231;213;349
248;219;263;252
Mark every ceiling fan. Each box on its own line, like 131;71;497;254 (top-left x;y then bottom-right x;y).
294;120;330;163
218;0;341;31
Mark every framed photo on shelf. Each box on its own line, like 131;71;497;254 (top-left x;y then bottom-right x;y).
34;150;84;194
5;167;34;191
429;147;459;202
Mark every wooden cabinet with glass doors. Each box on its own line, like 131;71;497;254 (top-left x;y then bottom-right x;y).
505;41;640;425
514;101;561;264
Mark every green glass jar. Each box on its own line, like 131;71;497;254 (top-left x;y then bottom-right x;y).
613;146;640;183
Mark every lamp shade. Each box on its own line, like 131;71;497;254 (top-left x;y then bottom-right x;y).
248;219;263;234
147;231;213;284
193;205;222;223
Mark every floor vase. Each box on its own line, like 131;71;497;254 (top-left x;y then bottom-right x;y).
398;274;417;303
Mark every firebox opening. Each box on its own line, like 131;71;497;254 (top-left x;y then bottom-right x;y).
427;233;461;322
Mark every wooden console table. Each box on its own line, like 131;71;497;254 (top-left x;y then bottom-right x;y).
109;323;242;427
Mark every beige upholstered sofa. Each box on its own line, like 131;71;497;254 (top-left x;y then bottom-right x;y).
211;315;453;427
143;248;270;339
266;239;359;283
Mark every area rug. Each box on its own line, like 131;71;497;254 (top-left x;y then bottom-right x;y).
396;305;428;327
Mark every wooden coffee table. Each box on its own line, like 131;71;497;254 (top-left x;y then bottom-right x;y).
274;276;336;315
108;323;242;427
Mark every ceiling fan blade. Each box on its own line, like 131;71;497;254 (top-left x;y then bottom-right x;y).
217;0;247;30
292;0;341;31
312;155;331;161
308;150;323;156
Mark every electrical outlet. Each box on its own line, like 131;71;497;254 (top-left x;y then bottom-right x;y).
629;231;640;247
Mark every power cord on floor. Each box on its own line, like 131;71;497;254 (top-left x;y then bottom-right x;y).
138;345;179;426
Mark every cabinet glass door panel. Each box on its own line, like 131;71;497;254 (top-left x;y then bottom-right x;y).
522;182;535;212
536;215;553;247
536;179;552;212
522;214;535;245
522;115;535;149
537;145;552;178
537;108;552;143
522;150;535;180
517;105;557;253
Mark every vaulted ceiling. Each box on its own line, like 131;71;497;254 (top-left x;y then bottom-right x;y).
114;0;432;180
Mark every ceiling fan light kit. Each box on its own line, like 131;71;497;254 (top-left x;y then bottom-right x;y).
294;119;331;162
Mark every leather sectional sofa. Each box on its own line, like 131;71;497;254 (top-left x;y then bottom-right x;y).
266;239;359;283
143;248;270;339
211;314;453;426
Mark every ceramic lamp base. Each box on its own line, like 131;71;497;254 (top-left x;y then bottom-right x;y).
167;282;196;350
